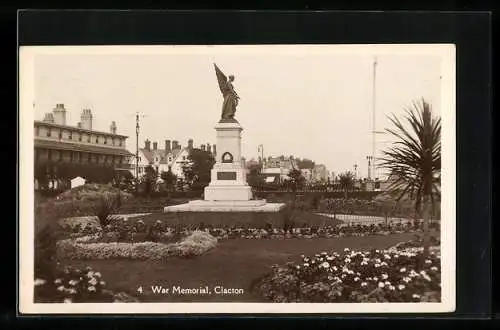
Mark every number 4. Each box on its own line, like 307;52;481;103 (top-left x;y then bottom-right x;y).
137;286;143;294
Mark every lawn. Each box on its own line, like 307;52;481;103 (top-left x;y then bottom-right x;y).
61;232;419;302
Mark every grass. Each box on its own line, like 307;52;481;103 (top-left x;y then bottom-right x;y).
61;232;419;302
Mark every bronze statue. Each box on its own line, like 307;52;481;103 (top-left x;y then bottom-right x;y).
214;63;240;121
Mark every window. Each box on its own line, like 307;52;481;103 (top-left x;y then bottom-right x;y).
155;157;158;162
104;137;107;145
47;128;51;137
35;127;39;136
169;157;172;162
182;156;186;160
78;133;82;142
69;131;72;140
95;136;99;143
59;131;62;140
119;139;123;147
88;153;91;163
112;138;115;146
87;135;91;143
70;152;74;162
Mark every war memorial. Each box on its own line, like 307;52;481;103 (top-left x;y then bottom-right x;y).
164;64;285;213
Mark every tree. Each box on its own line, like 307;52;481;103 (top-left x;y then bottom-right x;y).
141;165;157;195
379;98;441;256
247;163;264;189
338;171;355;199
182;148;215;190
160;168;178;193
286;168;305;193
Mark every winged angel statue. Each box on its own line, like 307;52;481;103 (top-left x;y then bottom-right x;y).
214;63;240;121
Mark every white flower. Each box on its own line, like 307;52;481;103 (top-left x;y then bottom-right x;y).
63;298;72;303
332;266;338;271
321;261;330;269
360;261;368;266
57;286;65;292
385;281;391;286
88;277;98;286
94;272;101;278
87;271;95;278
389;285;395;290
88;286;96;292
381;274;388;280
354;277;360;282
54;279;62;284
348;270;354;275
400;267;407;273
68;288;77;294
384;254;391;260
374;264;380;268
344;248;350;252
398;284;405;290
431;266;438;271
304;263;309;267
296;265;300;269
378;282;385;288
373;277;378;281
412;294;421;299
34;279;46;286
366;277;372;281
344;258;351;263
68;280;78;286
361;282;368;287
425;260;432;264
381;262;388;266
423;274;432;282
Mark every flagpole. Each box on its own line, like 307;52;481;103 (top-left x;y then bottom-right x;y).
371;56;377;179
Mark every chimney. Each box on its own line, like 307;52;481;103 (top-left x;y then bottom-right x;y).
212;144;217;156
172;140;180;150
52;103;67;125
201;144;206;151
77;122;82;128
153;142;158;150
110;121;117;134
188;138;194;150
144;139;151;151
80;109;93;130
165;140;171;154
43;113;54;123
207;143;211;153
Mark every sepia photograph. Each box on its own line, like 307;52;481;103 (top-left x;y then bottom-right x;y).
19;44;455;313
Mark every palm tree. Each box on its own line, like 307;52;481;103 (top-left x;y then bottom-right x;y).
338;171;355;199
378;98;441;255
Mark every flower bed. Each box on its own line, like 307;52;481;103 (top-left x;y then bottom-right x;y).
57;230;218;260
251;243;441;303
62;217;427;242
34;265;139;303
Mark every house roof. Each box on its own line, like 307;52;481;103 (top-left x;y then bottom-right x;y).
35;139;133;156
34;120;129;138
140;147;184;164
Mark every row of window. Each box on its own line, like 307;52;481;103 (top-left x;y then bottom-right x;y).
36;126;123;147
35;149;126;165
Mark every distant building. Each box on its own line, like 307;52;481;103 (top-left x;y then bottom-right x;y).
261;156;298;182
312;164;328;182
34;104;133;189
129;138;216;179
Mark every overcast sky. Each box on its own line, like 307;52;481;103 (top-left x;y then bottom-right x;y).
33;45;443;178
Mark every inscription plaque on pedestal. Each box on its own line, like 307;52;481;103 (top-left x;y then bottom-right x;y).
217;172;237;180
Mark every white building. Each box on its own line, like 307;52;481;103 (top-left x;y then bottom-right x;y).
129;139;216;179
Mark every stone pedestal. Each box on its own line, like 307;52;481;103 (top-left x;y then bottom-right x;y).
164;119;284;213
204;121;252;201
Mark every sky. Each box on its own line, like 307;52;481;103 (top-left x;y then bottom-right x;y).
33;45;444;178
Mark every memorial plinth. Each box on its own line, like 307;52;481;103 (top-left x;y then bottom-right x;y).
164;120;285;212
